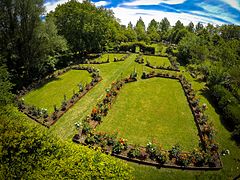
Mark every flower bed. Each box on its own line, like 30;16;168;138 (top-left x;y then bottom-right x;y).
17;66;102;127
72;71;222;170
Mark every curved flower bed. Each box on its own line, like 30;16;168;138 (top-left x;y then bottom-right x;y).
17;66;102;127
73;71;222;170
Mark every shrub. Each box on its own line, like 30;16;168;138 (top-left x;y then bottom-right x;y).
85;135;96;145
112;138;128;154
191;149;206;166
82;122;92;134
128;146;141;158
232;125;240;143
155;150;168;164
146;142;157;159
177;153;190;166
169;144;181;160
106;132;118;146
223;104;240;128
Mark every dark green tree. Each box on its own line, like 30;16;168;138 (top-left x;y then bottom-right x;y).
135;17;148;42
147;19;160;42
0;0;45;88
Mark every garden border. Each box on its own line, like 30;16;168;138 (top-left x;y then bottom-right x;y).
73;71;223;170
17;66;102;128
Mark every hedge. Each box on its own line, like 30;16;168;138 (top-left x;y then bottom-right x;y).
0;106;133;179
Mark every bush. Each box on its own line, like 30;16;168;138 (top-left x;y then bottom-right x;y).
0;106;133;179
223;104;240;128
169;144;181;160
128;146;141;158
232;125;240;142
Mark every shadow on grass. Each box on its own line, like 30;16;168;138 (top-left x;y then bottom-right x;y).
199;89;240;147
199;89;233;132
33;76;62;91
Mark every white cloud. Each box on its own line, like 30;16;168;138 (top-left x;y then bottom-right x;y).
44;0;83;14
221;0;240;11
196;2;239;24
111;7;224;27
122;0;186;6
94;1;110;7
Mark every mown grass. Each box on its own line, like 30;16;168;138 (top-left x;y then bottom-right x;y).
23;70;92;113
143;55;171;67
130;67;240;179
97;78;198;150
24;53;240;179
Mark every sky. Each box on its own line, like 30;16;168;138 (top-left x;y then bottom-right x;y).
44;0;240;26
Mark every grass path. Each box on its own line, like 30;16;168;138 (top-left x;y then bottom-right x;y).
49;54;138;140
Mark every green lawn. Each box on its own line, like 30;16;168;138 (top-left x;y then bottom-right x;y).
23;53;240;179
23;70;92;113
97;78;198;150
143;55;171;67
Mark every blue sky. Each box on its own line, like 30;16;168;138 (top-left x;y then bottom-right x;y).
44;0;240;26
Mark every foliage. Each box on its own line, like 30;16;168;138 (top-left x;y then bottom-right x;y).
128;145;141;158
112;138;128;154
0;106;133;179
0;0;67;89
0;64;14;106
50;0;118;53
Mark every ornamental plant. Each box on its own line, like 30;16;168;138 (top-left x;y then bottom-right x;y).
191;149;206;167
127;145;141;158
146;142;157;159
112;138;128;154
169;144;182;160
105;132;118;146
155;150;168;165
176;153;191;166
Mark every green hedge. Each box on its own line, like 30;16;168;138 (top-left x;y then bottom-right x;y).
0;106;133;179
118;42;155;54
211;85;240;129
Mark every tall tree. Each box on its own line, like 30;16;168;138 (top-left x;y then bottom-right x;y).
51;1;118;53
124;22;137;42
147;19;160;42
0;0;45;88
159;17;171;32
187;22;195;33
135;17;148;41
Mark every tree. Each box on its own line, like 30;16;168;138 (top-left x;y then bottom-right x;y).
0;0;45;88
187;22;195;33
195;22;204;34
174;20;184;30
159;17;171;32
51;1;119;53
0;60;14;106
125;22;137;42
135;17;148;42
159;17;171;40
147;19;160;42
33;17;68;75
